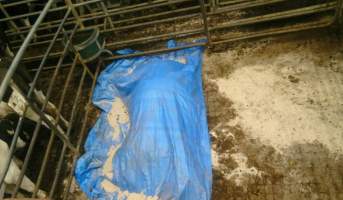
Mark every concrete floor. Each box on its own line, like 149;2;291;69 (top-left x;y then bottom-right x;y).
204;32;343;200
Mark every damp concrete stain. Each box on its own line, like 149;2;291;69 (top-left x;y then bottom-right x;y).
204;34;343;200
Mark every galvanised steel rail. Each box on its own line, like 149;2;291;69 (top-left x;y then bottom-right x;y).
0;0;342;199
0;1;96;199
4;0;340;63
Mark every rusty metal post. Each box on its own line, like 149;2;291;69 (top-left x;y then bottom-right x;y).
199;0;211;46
100;1;114;28
65;0;85;29
336;0;343;25
0;3;25;40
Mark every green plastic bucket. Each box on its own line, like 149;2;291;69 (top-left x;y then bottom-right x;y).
67;28;112;63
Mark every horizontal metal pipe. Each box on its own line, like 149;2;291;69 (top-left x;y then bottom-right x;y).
106;4;202;26
13;38;63;49
7;17;76;36
106;28;204;48
105;42;206;61
15;12;201;49
218;0;250;6
6;0;183;36
209;0;288;15
210;2;336;31
81;0;192;22
78;0;185;19
22;51;63;62
212;18;334;44
20;4;335;62
0;5;67;22
1;0;38;8
103;13;200;33
6;0;192;37
8;0;326;46
4;29;80;174
20;28;204;62
20;29;204;66
12;5;203;48
29;63;73;72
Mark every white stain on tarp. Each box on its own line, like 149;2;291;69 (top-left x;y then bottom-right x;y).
101;179;159;200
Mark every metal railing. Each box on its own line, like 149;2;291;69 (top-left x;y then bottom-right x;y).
0;0;342;199
1;0;339;64
0;1;99;199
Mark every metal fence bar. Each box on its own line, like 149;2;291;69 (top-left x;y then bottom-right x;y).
77;0;188;20
199;0;211;45
105;42;207;61
11;22;78;195
103;13;200;33
16;24;79;198
218;0;250;6
0;5;67;22
210;2;337;31
0;3;26;39
106;28;204;48
11;4;205;49
30;63;73;72
48;64;87;198
335;0;343;24
19;1;337;63
1;0;38;8
13;12;201;51
0;0;57;187
212;18;334;44
6;17;75;36
65;0;84;29
5;0;192;39
100;1;114;28
61;61;101;200
209;0;288;15
32;54;79;198
0;0;56;101
19;27;205;63
9;9;74;197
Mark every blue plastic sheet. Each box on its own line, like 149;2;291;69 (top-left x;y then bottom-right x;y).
75;41;212;200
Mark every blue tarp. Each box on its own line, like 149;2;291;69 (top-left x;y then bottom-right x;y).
75;41;212;200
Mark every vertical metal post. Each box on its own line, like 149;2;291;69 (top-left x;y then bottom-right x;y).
100;1;114;28
0;3;25;39
336;0;343;25
0;0;56;101
65;0;85;29
209;0;216;12
49;63;87;199
62;61;101;200
10;20;76;198
32;54;78;197
199;0;211;46
0;0;57;188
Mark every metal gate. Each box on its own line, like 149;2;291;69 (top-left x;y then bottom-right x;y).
0;0;342;199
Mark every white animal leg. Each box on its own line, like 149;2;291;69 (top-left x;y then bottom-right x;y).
0;142;46;198
7;162;46;198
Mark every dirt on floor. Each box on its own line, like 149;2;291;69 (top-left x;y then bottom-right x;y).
63;30;343;200
204;31;343;200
